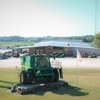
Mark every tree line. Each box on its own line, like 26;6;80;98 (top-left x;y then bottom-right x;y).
0;34;100;48
0;36;25;42
0;35;94;42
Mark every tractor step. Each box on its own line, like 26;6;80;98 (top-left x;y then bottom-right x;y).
10;80;68;95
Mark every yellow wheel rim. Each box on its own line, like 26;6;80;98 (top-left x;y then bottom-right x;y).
21;74;24;82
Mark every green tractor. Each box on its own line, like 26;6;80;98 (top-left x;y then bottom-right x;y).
19;54;63;85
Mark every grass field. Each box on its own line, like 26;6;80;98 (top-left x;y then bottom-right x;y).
0;68;100;100
0;42;35;46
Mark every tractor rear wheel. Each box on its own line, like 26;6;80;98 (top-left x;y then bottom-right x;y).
27;70;33;84
20;71;27;85
53;69;59;82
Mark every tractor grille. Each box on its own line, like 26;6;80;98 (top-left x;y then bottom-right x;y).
40;70;52;74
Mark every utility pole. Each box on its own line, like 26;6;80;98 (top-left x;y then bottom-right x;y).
95;0;97;34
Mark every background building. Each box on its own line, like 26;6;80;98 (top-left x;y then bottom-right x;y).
13;40;100;57
29;40;100;56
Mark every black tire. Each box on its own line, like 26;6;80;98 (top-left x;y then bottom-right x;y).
48;75;54;82
20;71;27;85
27;70;33;84
53;69;59;82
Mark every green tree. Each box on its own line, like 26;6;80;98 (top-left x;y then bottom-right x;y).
93;33;100;48
82;35;94;42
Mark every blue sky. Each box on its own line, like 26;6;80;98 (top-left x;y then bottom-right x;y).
0;0;100;37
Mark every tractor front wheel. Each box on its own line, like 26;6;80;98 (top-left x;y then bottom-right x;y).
20;71;27;85
53;69;59;82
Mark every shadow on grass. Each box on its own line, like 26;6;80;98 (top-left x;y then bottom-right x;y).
0;80;14;89
0;80;13;84
0;80;89;96
0;85;11;89
33;84;89;96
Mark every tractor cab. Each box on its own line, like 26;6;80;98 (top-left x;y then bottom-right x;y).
36;56;50;68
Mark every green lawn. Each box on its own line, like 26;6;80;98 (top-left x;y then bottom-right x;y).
0;42;35;46
0;68;100;100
